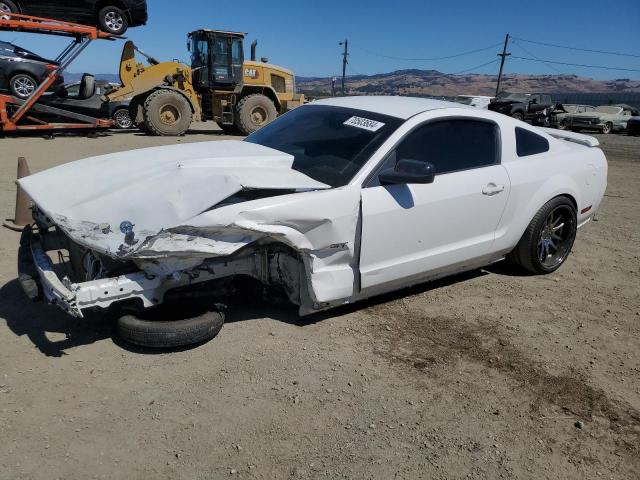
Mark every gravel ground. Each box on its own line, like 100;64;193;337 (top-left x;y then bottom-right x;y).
0;126;638;480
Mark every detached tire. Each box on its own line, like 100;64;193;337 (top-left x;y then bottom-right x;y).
235;94;277;135
143;89;192;136
508;196;577;275
117;310;224;348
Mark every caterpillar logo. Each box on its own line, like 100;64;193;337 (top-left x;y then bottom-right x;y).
244;68;259;79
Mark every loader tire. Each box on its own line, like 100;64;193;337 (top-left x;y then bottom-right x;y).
143;89;192;136
117;310;224;349
235;94;277;135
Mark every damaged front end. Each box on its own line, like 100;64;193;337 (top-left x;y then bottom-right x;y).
17;141;363;318
19;219;309;318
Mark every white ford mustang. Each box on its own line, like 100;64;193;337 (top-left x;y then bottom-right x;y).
18;96;607;345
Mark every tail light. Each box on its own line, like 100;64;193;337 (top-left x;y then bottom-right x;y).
45;64;58;71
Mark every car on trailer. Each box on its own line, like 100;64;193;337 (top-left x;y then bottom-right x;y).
18;96;608;348
41;77;132;129
0;0;147;34
0;40;63;98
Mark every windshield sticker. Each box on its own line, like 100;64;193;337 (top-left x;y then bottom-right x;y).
343;116;385;132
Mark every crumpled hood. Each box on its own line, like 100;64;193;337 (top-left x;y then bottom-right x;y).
19;140;330;255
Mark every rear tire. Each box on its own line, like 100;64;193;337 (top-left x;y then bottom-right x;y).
143;89;193;136
508;196;577;275
602;122;613;134
98;6;128;35
113;108;133;129
9;73;37;99
235;94;277;135
117;310;224;348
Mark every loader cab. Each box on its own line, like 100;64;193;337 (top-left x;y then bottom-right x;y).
188;29;244;91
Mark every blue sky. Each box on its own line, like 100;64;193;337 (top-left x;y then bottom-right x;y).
2;0;639;79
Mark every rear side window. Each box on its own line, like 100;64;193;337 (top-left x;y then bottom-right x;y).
395;119;500;175
515;127;549;157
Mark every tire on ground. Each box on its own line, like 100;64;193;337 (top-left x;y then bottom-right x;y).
117;310;224;348
507;196;577;275
235;94;278;135
511;112;524;121
143;89;193;136
98;6;128;35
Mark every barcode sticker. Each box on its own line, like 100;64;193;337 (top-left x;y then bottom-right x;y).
343;116;385;132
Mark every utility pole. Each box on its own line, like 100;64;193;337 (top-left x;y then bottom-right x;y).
339;39;348;95
495;33;510;97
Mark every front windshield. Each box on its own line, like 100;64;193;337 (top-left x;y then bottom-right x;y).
595;106;622;114
496;92;529;102
245;105;403;187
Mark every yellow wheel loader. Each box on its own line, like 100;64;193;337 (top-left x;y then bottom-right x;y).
107;30;304;136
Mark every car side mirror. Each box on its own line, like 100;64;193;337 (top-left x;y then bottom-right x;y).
379;159;436;185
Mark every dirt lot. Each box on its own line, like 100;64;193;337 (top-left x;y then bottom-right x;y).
0;126;638;480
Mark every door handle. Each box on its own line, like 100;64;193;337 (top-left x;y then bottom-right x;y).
482;183;505;196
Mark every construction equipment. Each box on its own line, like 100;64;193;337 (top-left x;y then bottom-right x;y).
0;13;118;132
107;30;305;136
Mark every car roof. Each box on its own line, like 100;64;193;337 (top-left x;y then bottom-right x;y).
312;96;471;120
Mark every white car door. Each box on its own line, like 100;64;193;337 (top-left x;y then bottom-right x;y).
359;118;510;291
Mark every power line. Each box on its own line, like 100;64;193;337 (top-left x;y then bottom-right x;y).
512;37;640;59
511;55;640;72
353;42;502;61
357;58;500;79
511;39;564;74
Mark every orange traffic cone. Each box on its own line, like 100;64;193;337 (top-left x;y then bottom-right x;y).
3;157;33;232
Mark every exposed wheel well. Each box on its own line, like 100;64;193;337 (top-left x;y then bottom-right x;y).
555;193;577;212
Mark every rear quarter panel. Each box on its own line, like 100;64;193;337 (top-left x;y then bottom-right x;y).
493;125;607;254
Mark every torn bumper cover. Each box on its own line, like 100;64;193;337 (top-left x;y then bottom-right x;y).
18;225;258;318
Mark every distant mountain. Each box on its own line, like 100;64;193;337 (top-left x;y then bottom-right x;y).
64;72;120;83
296;70;640;97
